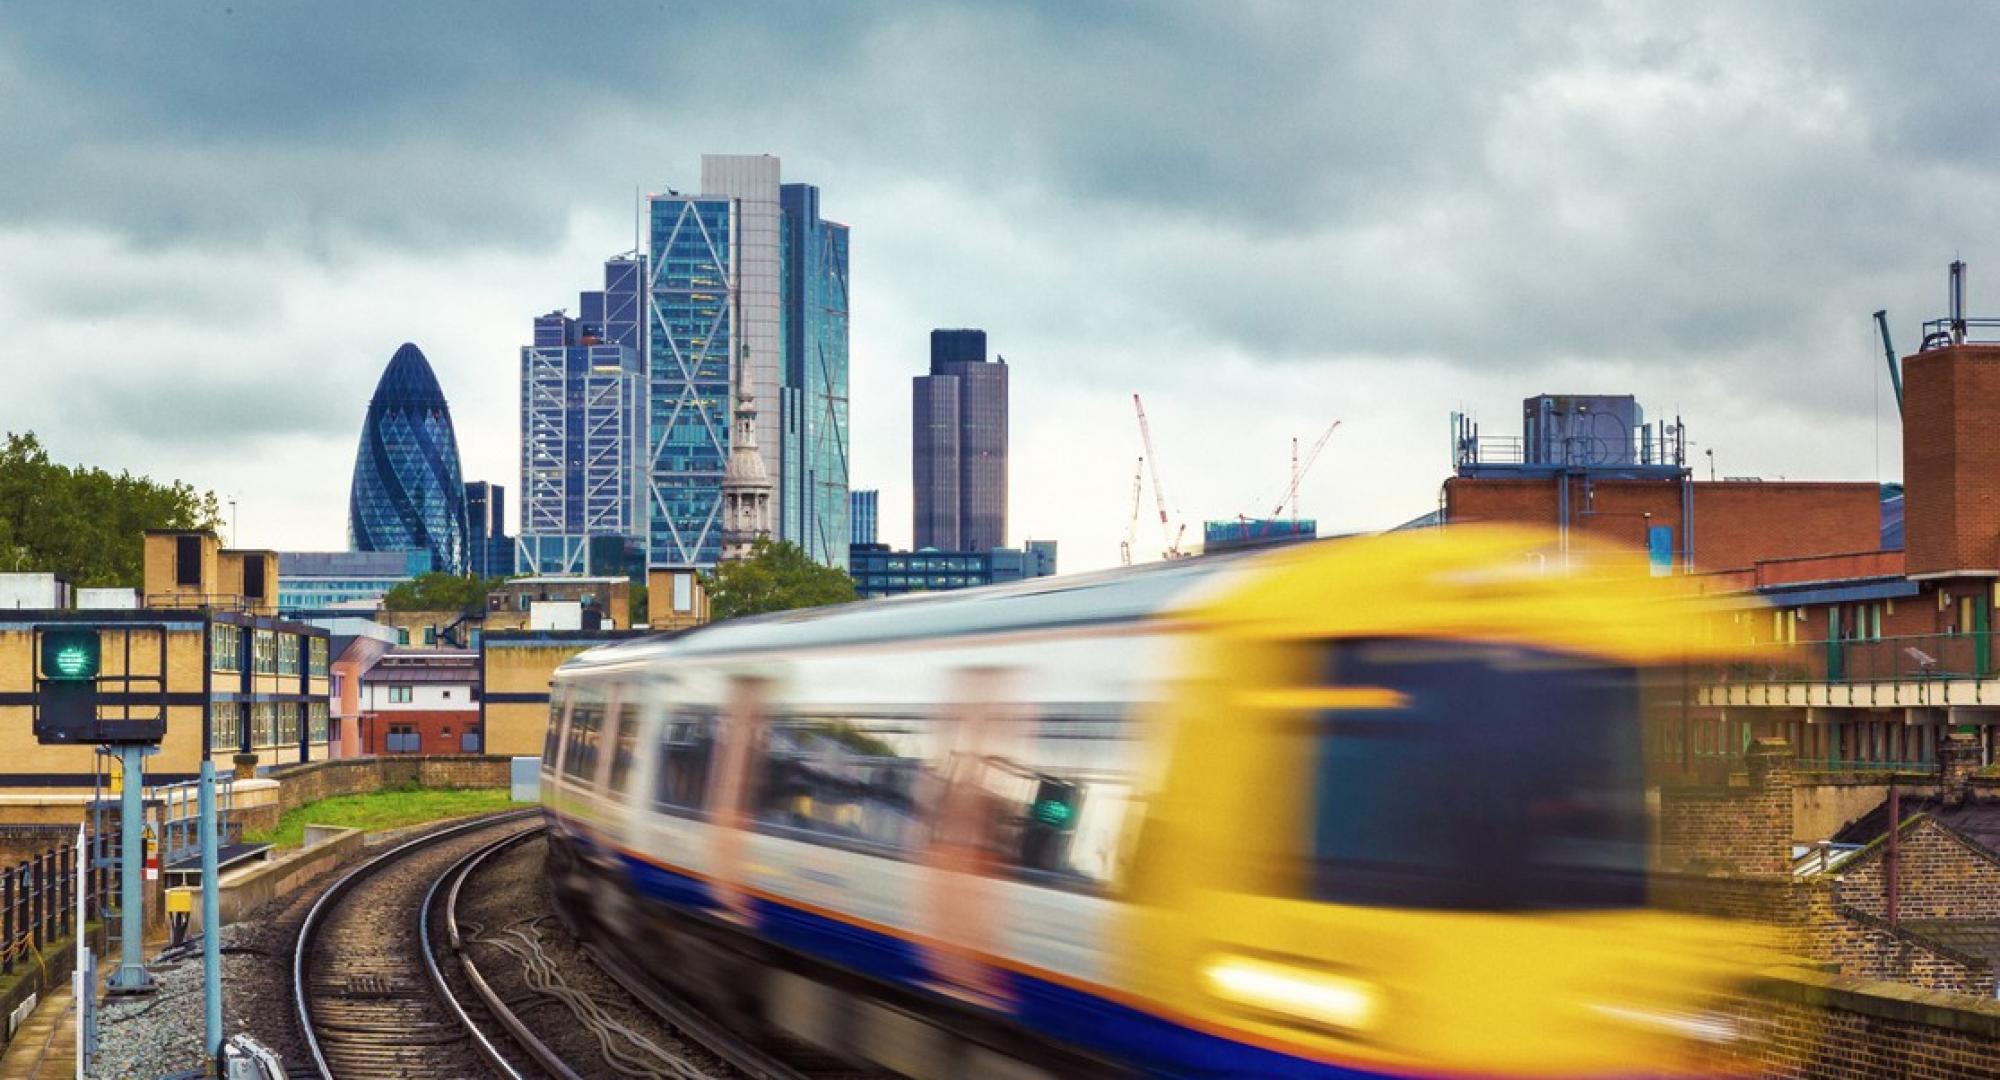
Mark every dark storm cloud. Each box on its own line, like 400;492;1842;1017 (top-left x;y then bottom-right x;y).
4;0;1999;502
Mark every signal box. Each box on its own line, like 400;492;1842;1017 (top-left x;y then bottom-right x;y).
32;624;168;745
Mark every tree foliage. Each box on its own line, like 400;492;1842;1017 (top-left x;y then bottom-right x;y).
0;431;222;587
381;572;505;615
703;538;857;622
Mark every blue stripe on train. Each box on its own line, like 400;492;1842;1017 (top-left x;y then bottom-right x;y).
608;848;1389;1079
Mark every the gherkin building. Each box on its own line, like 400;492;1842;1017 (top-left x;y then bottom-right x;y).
348;343;468;572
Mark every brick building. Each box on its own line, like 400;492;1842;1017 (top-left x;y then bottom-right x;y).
356;649;480;755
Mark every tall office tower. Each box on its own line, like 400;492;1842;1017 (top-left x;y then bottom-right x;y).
350;343;468;572
463;481;512;577
849;489;878;546
517;296;647;576
912;329;1009;551
780;183;851;569
645;155;850;569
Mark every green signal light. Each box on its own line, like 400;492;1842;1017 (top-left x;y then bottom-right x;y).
39;629;100;682
53;646;93;678
1032;798;1074;828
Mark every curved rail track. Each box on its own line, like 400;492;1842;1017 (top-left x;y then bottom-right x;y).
292;811;540;1079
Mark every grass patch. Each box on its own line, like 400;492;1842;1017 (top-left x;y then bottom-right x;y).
244;785;515;849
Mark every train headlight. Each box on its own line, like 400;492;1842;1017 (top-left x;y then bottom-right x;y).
1200;954;1383;1034
1586;1002;1741;1045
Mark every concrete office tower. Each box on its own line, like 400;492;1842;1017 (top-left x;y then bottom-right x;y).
349;343;468;573
913;329;1009;551
646;155;850;569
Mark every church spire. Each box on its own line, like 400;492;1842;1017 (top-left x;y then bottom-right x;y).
720;347;773;562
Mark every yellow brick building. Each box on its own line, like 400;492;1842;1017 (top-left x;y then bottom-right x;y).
0;531;332;792
479;628;649;757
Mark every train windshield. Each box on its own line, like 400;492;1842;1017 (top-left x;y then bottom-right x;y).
1307;639;1648;911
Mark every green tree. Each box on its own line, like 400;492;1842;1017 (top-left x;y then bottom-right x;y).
0;431;222;587
703;538;857;622
381;572;505;615
628;582;649;626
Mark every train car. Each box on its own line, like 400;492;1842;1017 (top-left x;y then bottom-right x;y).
541;527;1766;1079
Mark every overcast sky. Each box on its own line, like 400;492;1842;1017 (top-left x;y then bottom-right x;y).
3;2;1995;571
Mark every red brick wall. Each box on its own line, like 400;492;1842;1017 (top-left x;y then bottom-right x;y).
1443;477;1880;572
1904;344;2000;577
356;708;478;756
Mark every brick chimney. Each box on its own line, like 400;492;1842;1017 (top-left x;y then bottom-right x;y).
1940;733;1982;808
1902;343;2000;576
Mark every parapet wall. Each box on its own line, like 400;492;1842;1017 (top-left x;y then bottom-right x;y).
267;754;514;815
1758;968;2000;1079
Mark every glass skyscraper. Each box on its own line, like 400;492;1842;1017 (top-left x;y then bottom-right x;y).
518;256;647;576
349;342;468;572
849;488;878;546
913;329;1008;552
646;155;850;570
781;183;851;569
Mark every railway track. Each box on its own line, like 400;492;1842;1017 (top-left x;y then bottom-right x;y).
292;810;541;1079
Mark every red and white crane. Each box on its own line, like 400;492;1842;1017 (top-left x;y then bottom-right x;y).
1119;456;1145;567
1132;394;1186;560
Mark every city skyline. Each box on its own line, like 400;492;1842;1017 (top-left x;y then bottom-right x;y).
8;6;1999;571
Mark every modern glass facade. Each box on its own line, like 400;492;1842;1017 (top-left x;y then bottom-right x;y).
276;549;433;612
464;481;512;578
644;157;851;571
913;329;1008;551
349;343;468;573
849;488;878;546
848;541;1056;599
519;290;646;575
780;183;851;569
647;194;737;568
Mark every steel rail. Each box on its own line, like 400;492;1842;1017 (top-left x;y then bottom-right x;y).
291;809;540;1080
580;938;812;1080
431;823;586;1080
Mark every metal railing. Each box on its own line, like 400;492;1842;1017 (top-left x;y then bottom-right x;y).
1919;316;2000;350
157;774;237;867
1724;632;1996;685
0;840;92;975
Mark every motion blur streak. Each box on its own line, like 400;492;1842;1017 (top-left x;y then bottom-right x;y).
542;527;1775;1078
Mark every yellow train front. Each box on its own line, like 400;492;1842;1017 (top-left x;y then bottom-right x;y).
542;527;1766;1079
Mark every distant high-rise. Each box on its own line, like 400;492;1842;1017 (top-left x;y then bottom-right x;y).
646;155;849;570
349;343;468;573
463;481;512;578
780;182;851;569
518;259;647;576
913;329;1008;551
849;489;878;546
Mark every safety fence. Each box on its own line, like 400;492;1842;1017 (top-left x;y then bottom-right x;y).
0;840;94;976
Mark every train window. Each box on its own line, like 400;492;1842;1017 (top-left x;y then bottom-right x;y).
542;688;567;775
1304;639;1647;911
562;690;605;784
606;695;642;796
654;710;718;813
754;716;931;852
931;715;1133;888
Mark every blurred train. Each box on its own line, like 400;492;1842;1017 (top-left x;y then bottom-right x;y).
541;528;1765;1078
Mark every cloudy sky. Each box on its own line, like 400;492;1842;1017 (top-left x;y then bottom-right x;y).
4;2;1996;571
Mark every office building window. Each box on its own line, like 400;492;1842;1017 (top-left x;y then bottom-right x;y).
308;638;329;677
308;702;329;743
277;703;301;745
210;625;242;672
278;634;300;675
253;631;277;674
251;703;276;747
210;703;242;754
388;686;413;704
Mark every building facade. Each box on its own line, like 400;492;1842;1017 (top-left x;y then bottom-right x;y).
276;550;433;613
850;489;878;546
913;328;1008;551
720;356;774;562
848;541;1056;599
0;530;334;791
349;342;469;573
779;182;851;569
646;156;849;570
357;649;480;755
464;481;512;578
518;297;646;576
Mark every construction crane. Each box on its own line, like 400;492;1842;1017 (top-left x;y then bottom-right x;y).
1132;394;1186;559
1270;420;1341;521
1874;310;1904;416
1120;456;1145;567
